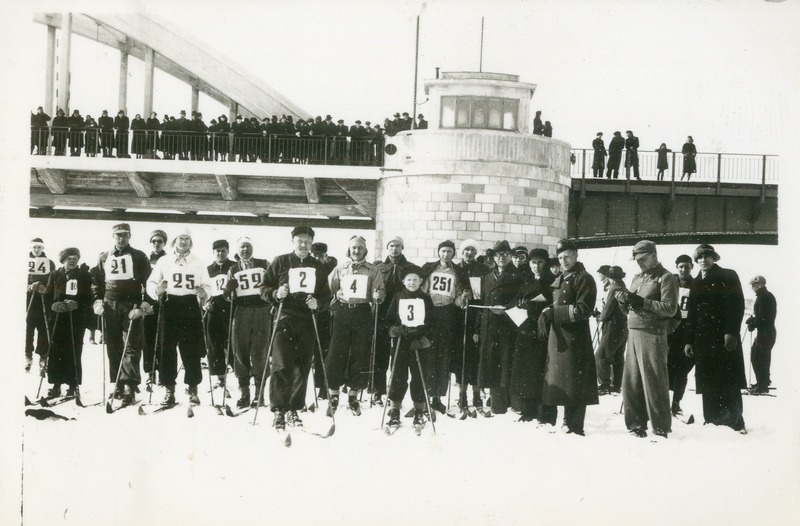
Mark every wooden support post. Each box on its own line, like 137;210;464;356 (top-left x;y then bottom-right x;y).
761;155;767;204
191;83;200;114
214;174;238;201
580;149;586;198
56;13;72;115
118;48;129;114
143;47;155;119
125;172;153;197
303;178;320;204
45;25;56;117
715;153;722;195
33;168;67;195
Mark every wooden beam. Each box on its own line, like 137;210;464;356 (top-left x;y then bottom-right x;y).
32;168;67;194
30;192;371;217
214;174;238;201
125;172;154;197
303;178;320;204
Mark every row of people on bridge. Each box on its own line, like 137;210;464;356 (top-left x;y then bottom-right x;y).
30;107;429;165
26;225;774;436
590;131;698;180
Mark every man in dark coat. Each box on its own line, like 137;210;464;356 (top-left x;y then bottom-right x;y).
539;239;598;435
511;248;555;422
475;240;525;414
684;244;747;432
205;240;235;395
417;114;428;129
668;254;695;415
595;265;628;395
532;111;544;135
592;132;606;178
98;110;115;157
746;275;776;394
624;130;640;180
114;110;130;158
68;110;84;156
606;131;624;179
31;106;51;155
142;230;168;390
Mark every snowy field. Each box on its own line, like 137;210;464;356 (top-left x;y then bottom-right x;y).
16;324;800;526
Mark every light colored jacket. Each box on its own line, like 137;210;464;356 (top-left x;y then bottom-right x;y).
624;263;678;331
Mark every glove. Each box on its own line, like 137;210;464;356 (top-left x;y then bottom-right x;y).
625;293;645;310
140;302;154;316
203;301;213;312
29;283;45;293
225;278;239;291
472;334;480;344
156;280;168;294
93;300;105;316
684;344;694;358
64;300;79;311
409;339;422;351
417;336;431;349
196;289;208;303
275;284;289;300
128;308;144;320
724;333;737;353
389;325;403;338
305;295;319;311
537;308;552;341
51;301;67;313
592;308;601;318
745;316;755;332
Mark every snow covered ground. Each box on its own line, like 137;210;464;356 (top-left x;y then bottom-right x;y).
15;325;800;526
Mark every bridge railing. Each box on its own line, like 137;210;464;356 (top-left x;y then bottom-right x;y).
30;126;385;166
570;149;778;185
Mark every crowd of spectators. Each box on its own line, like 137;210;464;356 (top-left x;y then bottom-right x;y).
31;106;428;166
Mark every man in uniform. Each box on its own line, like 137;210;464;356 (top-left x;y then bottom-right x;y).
225;237;271;408
746;275;777;395
475;240;525;415
592;132;606;178
684;244;747;432
205;240;235;393
325;236;385;415
147;229;211;405
539;239;598;435
421;240;470;414
511;245;534;281
624;130;640;180
27;238;56;372
617;240;678;438
92;223;151;403
143;230;168;389
668;254;695;415
263;226;332;429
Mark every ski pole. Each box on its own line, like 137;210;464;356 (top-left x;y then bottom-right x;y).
748;330;753;387
26;290;36;316
460;304;469;400
107;315;136;413
201;310;216;408
368;301;379;406
416;348;436;434
380;335;403;431
40;293;53;349
147;297;164;405
68;311;84;407
252;301;283;426
35;312;59;400
222;289;236;403
311;311;335;425
100;315;106;402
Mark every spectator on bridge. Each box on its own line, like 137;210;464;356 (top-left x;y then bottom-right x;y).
51;109;69;157
31;106;51;155
131;114;147;159
175;110;190;160
213;115;230;162
84;115;99;157
624;130;640;180
746;275;776;395
532;111;544;135
681;136;697;181
592;132;606;178
68;109;84;157
656;143;672;181
190;112;209;161
99;110;115;157
417;114;428;129
606;131;624;179
114;110;130;158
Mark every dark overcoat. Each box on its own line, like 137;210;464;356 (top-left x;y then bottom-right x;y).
541;262;599;406
510;271;555;398
684;264;746;393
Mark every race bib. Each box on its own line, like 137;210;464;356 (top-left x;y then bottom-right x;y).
341;274;368;300
234;268;265;297
469;276;482;300
28;257;50;276
429;272;454;297
211;274;228;297
399;298;425;328
168;271;197;294
678;287;691;319
65;279;78;297
105;254;134;281
288;267;316;294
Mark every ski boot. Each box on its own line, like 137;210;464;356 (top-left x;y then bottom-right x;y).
273;411;286;430
413;409;427;427
187;385;200;405
145;372;156;393
122;384;135;405
112;383;125;400
65;385;77;398
286;410;303;427
162;385;176;406
25;356;32;372
370;392;384;406
430;397;447;414
387;406;401;427
597;383;611;396
237;387;251;409
47;384;62;398
671;401;683;416
327;396;339;417
348;397;361;416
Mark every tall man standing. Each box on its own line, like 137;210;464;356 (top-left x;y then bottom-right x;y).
263;226;332;429
539;240;597;435
92;223;151;403
26;238;55;372
746;275;776;395
624;130;640;180
606;131;624;179
617;240;678;438
325;236;385;415
684;244;747;432
205;240;235;392
595;265;628;395
668;254;695;415
147;230;211;405
592;132;606;178
143;229;168;389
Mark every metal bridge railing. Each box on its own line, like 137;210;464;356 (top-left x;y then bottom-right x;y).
570;148;778;185
30;126;386;167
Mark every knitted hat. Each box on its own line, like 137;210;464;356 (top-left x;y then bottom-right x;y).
597;265;611;277
607;266;626;280
386;236;404;248
311;242;328;254
437;240;456;253
149;230;167;243
693;244;720;262
59;247;80;263
171;228;193;247
212;239;229;250
30;238;45;248
236;236;253;248
400;264;423;281
459;239;479;253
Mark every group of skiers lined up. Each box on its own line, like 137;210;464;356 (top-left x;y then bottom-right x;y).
29;106;428;165
590;132;698;181
26;226;775;436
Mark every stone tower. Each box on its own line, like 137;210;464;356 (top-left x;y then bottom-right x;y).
376;71;572;262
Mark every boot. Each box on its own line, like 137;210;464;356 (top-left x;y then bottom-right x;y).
370;392;383;406
430;397;447;414
671;401;682;416
387;406;401;427
162;385;176;406
327;395;339;417
597;383;611;395
286;410;303;427
122;384;135;404
413;409;427;427
25;356;32;372
113;383;125;400
47;384;62;398
187;385;200;405
251;377;264;407
348;396;361;416
145;372;156;392
273;411;286;430
237;386;251;409
65;385;77;398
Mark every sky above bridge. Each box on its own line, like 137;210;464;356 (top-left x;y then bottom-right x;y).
18;0;800;156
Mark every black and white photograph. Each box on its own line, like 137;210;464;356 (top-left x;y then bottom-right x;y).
2;1;799;525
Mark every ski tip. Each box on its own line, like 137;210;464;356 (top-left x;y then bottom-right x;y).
75;398;85;408
328;423;336;437
24;396;33;406
215;406;223;416
105;402;113;414
225;406;234;417
686;414;695;425
284;433;292;447
137;406;146;416
187;407;195;418
39;398;51;408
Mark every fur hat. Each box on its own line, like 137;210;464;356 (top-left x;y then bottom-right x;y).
59;247;80;263
693;244;720;262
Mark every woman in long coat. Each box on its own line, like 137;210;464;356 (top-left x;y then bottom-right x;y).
684;244;746;431
540;240;598;435
681;136;697;180
130;114;147;158
44;248;93;398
